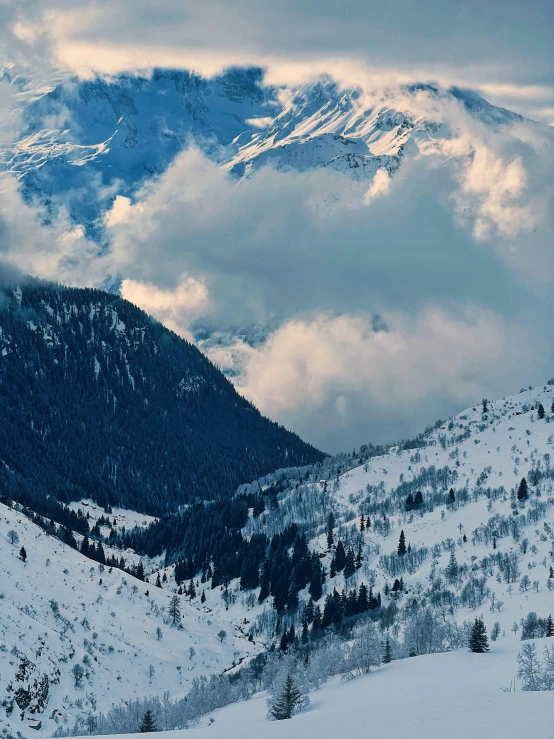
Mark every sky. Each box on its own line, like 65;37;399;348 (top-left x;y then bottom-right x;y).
1;0;554;452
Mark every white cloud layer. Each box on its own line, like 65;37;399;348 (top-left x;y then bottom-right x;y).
215;308;546;450
1;0;554;123
120;276;211;340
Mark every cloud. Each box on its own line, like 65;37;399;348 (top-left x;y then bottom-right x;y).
1;73;554;450
364;169;391;204
1;1;553;123
120;275;211;339
218;307;546;450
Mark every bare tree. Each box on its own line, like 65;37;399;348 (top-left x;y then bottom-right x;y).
7;530;19;546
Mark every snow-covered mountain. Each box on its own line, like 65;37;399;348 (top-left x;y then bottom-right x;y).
1;66;548;238
3;373;554;737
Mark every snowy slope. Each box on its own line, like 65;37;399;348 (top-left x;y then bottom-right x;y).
0;502;261;738
4;380;554;737
241;381;554;629
98;643;553;739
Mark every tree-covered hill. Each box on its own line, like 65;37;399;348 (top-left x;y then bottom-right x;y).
0;279;325;514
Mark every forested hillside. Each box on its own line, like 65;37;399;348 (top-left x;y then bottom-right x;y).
0;280;324;515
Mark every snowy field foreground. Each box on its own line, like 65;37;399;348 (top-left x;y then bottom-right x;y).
81;645;553;739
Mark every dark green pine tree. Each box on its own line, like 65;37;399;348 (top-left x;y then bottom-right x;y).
482;398;488;413
445;551;459;583
538;403;545;420
355;542;363;569
140;709;157;733
19;546;27;562
469;617;490;653
269;675;305;720
447;488;456;506
546;614;554;637
517;477;529;501
326;512;335;550
334;540;346;571
309;575;323;602
169;595;181;626
397;530;407;557
343;548;356;579
551;399;554;415
382;637;392;664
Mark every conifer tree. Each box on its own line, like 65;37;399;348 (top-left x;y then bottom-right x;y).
445;551;459;583
326;512;335;550
469;617;489;653
382;637;392;664
447;488;456;506
357;583;369;612
312;605;322;631
517;477;529;501
397;530;407;557
169;595;181;626
19;546;27;562
155;573;162;588
538;403;545;419
334;540;346;571
343;548;356;579
355;542;363;569
269;675;305;720
139;709;157;733
546;614;554;637
360;514;365;532
309;565;323;601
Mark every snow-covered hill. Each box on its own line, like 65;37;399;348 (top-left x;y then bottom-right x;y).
3;379;554;738
0;501;261;738
96;643;553;739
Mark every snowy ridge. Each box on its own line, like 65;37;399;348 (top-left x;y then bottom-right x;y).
1;69;550;236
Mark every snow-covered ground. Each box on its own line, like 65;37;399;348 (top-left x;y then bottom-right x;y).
3;382;554;737
245;381;554;639
82;641;553;739
0;503;261;738
67;501;157;533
